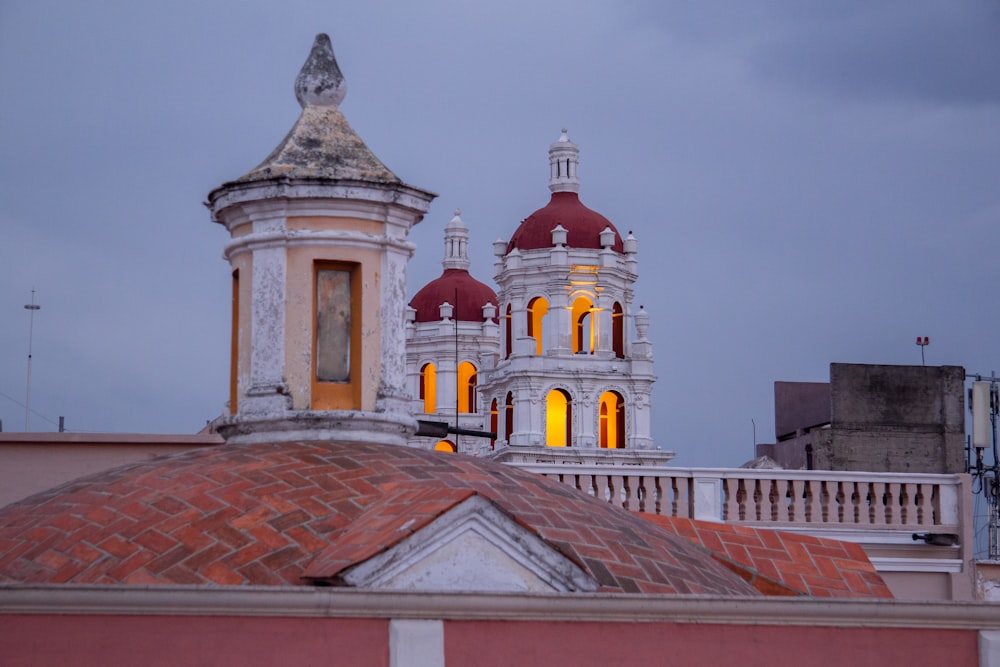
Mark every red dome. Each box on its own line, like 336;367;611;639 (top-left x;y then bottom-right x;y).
507;191;624;253
410;269;497;323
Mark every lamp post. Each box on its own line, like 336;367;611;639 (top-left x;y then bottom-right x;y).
23;290;41;431
915;336;929;366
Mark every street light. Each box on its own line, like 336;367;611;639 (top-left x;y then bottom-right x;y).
24;289;40;431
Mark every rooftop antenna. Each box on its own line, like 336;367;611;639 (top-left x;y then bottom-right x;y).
23;289;41;431
969;371;1000;559
915;336;929;366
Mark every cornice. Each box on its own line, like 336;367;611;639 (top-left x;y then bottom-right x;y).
2;585;998;629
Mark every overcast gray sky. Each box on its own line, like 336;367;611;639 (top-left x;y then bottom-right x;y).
1;1;998;467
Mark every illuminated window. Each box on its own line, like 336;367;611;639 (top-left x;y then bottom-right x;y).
312;262;361;410
504;392;514;442
599;391;625;449
527;296;549;356
458;361;477;413
504;304;512;359
612;302;624;359
434;440;456;453
229;269;239;415
419;363;437;414
489;398;498;450
572;297;595;354
546;388;573;447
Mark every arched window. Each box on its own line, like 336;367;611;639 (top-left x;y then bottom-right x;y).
612;302;624;358
504;304;513;359
458;361;477;413
572;297;595;354
489;398;498;450
599;391;625;449
434;440;456;453
504;392;514;443
527;296;549;356
546;388;573;447
419;363;437;414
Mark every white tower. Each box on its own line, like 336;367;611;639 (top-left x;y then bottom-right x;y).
207;34;436;445
478;131;670;465
406;210;500;455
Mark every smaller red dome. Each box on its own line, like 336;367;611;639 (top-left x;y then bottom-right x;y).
410;269;498;323
507;192;623;253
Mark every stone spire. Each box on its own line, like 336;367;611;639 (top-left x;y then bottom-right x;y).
221;34;400;186
548;128;580;194
294;34;346;108
441;209;471;271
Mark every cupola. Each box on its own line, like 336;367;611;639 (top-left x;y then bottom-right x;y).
206;34;436;445
506;130;623;253
409;210;498;323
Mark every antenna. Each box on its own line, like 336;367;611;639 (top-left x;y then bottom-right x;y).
23;289;41;431
968;371;1000;559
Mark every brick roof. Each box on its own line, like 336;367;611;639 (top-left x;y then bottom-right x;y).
0;441;757;595
639;515;894;599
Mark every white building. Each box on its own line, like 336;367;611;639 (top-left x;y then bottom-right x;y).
407;131;671;465
406;210;500;455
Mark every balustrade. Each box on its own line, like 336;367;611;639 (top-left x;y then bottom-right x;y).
512;465;964;531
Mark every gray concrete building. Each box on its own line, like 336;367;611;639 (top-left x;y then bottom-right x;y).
757;363;966;474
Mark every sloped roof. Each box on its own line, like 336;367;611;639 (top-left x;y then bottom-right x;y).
228;105;401;186
0;440;757;596
639;515;894;599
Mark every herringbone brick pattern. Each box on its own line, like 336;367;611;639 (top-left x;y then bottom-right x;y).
0;441;758;595
640;514;894;598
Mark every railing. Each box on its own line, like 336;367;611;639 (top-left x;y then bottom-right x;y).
511;465;965;530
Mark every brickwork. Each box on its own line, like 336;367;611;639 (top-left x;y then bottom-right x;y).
0;441;757;596
641;515;893;598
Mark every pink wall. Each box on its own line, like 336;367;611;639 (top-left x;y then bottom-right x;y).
2;615;980;666
0;615;388;667
444;620;978;666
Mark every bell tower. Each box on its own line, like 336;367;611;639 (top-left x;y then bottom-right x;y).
479;130;669;464
207;34;436;445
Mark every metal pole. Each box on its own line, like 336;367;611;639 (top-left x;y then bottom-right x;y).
23;289;41;432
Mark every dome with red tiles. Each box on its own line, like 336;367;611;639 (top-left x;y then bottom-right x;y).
0;440;757;595
410;209;497;323
506;192;624;253
410;269;497;323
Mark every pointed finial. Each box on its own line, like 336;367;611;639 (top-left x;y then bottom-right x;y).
295;34;346;108
454;208;461;217
559;128;569;141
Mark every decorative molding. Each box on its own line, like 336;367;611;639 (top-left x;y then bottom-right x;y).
340;495;597;593
3;585;1000;630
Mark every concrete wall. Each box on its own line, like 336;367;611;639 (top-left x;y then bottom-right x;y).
769;364;966;474
774;381;830;438
816;363;966;473
0;433;223;508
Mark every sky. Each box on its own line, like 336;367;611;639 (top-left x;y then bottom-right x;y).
1;1;999;469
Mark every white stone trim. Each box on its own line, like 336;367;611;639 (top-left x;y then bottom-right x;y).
982;631;1000;667
209;180;436;221
390;619;444;667
340;495;598;593
3;585;1000;630
868;557;963;573
224;230;416;261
